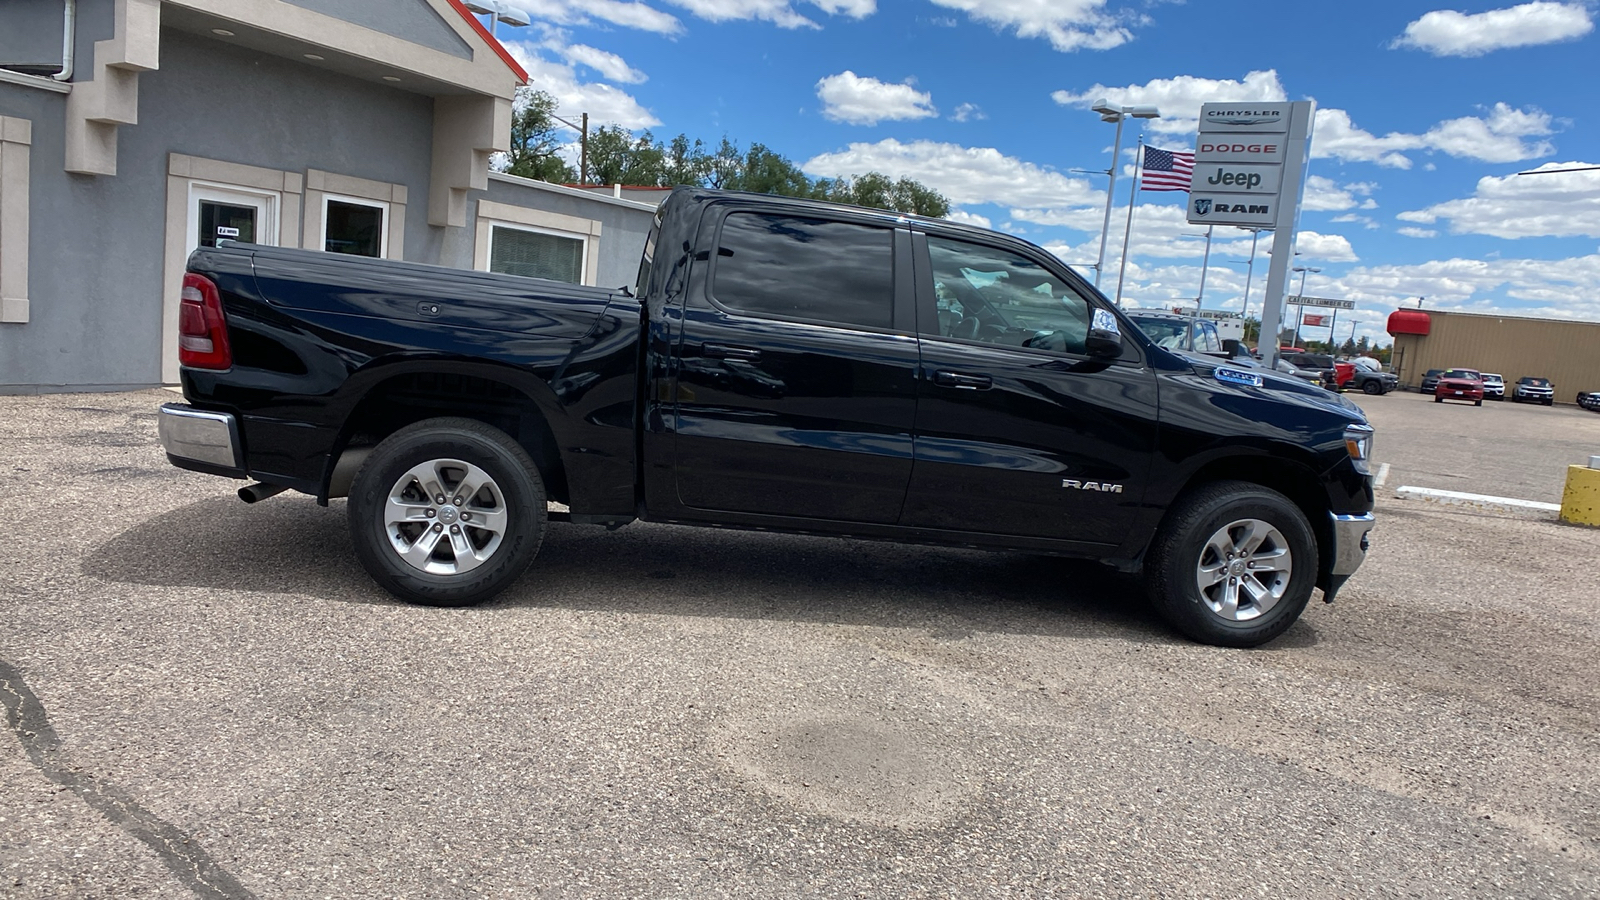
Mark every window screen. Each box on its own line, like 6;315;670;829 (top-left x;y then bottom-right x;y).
711;213;893;330
324;200;384;257
491;226;584;283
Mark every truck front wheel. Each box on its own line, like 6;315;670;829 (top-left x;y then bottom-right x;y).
1362;380;1383;395
1145;481;1317;648
348;417;547;607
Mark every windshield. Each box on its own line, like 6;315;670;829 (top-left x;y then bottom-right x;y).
1128;316;1188;349
1424;369;1443;378
1443;370;1480;380
1522;378;1550;386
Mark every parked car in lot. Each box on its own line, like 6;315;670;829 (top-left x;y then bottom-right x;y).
1420;369;1445;395
1124;310;1226;357
157;187;1376;648
1578;390;1600;412
1513;377;1555;405
1481;373;1505;400
1344;367;1399;396
1434;370;1484;406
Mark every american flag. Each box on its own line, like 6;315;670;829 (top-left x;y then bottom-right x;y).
1141;147;1195;192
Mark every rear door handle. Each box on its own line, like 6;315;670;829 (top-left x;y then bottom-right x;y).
704;343;762;361
934;371;993;390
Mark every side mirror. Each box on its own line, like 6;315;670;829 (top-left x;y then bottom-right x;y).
1086;308;1123;358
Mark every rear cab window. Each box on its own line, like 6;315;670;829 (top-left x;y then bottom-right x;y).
709;212;894;330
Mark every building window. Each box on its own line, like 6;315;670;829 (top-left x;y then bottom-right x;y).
489;224;585;283
322;195;387;258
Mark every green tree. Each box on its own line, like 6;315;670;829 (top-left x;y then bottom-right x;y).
503;88;575;183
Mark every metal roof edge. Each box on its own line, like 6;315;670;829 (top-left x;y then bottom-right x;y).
487;172;660;211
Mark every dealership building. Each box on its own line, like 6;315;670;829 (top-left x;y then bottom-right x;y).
1387;308;1600;402
0;0;656;393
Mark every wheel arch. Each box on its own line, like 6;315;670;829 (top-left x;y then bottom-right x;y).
320;358;569;506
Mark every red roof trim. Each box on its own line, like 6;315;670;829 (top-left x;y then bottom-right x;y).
444;0;529;85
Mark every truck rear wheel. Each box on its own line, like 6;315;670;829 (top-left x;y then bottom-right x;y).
1362;380;1382;395
1145;480;1317;648
348;418;546;607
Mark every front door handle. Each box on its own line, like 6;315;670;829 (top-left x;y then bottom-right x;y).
704;343;762;361
935;371;993;390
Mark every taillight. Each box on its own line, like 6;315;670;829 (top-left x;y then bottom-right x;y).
178;273;231;370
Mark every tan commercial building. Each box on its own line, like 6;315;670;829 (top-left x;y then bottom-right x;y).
1387;308;1600;403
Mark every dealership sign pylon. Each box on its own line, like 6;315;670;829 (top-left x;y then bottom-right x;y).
1188;100;1315;367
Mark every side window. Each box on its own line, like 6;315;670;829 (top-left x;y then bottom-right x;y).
926;235;1090;355
711;213;894;330
1196;321;1222;353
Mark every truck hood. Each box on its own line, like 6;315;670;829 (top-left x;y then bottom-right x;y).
1174;349;1369;422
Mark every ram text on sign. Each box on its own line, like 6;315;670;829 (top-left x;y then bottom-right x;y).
1286;295;1356;310
1189;194;1277;227
1194;139;1288;165
1194;163;1282;195
1198;103;1292;134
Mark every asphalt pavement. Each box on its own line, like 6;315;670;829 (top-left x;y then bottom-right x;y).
1;388;1597;898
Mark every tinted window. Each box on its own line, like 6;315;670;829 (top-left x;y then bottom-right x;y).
325;200;384;257
1195;321;1222;353
926;236;1091;355
711;213;894;329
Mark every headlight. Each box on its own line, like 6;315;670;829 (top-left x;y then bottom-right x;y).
1344;424;1374;475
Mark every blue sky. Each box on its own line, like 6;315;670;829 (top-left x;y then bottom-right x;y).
491;0;1599;346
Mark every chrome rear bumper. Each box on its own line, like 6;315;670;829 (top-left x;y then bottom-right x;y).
158;403;242;472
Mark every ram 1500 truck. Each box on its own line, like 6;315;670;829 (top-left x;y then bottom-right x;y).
159;187;1376;648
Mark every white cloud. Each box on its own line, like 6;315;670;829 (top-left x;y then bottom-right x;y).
803;138;1101;208
815;72;937;125
518;0;684;34
1398;161;1600;238
1332;213;1381;230
1332;253;1600;321
1394;2;1593;56
663;0;874;28
927;0;1135;52
951;102;985;122
555;43;647;83
506;43;660;128
1291;231;1359;263
1304;176;1361;212
1053;70;1287;134
1397;226;1438;238
943;209;993;229
1053;70;1557;167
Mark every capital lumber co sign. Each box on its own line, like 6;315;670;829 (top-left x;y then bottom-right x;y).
1286;295;1356;310
1188;102;1295;229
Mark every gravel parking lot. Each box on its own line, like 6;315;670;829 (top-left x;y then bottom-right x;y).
2;388;1598;898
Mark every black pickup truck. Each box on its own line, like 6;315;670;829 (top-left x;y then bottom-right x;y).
159;187;1375;647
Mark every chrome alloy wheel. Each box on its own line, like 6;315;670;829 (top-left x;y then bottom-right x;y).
1194;518;1293;622
383;458;508;576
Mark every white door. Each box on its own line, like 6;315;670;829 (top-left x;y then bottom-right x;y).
186;183;278;256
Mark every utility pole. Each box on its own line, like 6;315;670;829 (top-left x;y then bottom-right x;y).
1195;226;1214;309
551;111;590;185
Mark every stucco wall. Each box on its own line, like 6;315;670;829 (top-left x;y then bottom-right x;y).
281;0;473;59
0;26;443;389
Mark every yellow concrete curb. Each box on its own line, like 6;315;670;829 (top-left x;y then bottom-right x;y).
1559;465;1600;527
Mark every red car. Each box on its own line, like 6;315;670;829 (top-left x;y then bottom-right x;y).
1434;368;1484;406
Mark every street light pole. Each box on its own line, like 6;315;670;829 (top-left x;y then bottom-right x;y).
550;111;590;186
1240;228;1264;321
1088;100;1159;289
1195;225;1214;309
1291;265;1321;349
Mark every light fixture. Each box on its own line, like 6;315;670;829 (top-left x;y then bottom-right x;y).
383;75;402;82
496;5;531;26
211;28;234;36
303;53;324;61
1085;99;1161;292
463;1;498;12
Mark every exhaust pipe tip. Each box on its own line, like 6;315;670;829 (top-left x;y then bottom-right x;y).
238;482;290;504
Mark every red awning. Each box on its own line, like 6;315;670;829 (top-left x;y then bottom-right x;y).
1387;309;1430;336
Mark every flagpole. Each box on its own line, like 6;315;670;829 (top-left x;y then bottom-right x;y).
1113;136;1144;307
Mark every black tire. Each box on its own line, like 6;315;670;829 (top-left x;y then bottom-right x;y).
1545;399;1554;406
1434;394;1443;403
1145;480;1317;648
1475;399;1482;406
348;417;547;607
1362;380;1382;395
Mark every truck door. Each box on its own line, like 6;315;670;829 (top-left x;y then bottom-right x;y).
903;230;1159;545
670;207;919;524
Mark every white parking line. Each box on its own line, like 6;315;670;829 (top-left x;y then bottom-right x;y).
1373;462;1391;489
1395;485;1561;512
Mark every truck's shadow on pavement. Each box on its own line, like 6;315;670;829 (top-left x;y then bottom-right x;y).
82;494;1307;646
